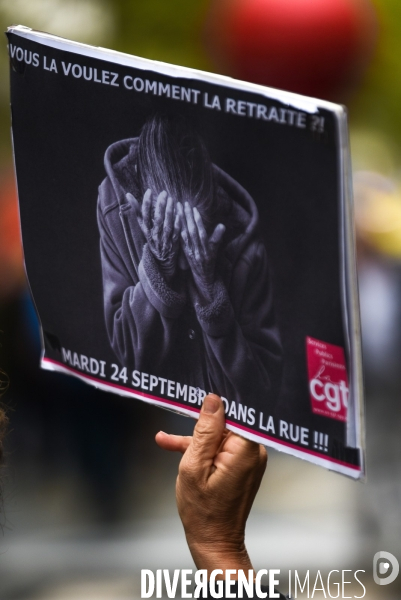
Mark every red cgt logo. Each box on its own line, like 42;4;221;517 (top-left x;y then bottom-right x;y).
306;336;348;422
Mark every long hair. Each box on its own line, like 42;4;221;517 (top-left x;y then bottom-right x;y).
137;114;216;229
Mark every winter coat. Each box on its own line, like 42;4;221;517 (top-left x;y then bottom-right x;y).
97;138;282;412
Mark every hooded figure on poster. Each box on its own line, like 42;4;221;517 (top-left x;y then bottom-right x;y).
97;113;282;410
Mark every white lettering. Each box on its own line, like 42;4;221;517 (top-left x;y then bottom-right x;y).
134;77;144;92
71;64;82;78
327;570;340;599
269;570;280;598
132;370;141;387
89;357;99;375
225;98;237;114
61;348;72;364
145;79;157;94
300;427;309;446
176;383;188;402
124;75;133;89
255;569;267;598
209;570;223;598
167;380;175;398
181;569;192;598
149;375;159;392
238;569;254;598
141;570;154;598
225;570;236;598
279;420;289;439
310;379;325;400
295;571;310;596
158;82;170;97
110;72;119;86
325;382;341;412
247;408;255;426
163;570;180;598
141;372;149;390
194;570;208;598
228;401;237;419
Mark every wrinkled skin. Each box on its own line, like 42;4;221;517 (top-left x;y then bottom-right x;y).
156;394;267;578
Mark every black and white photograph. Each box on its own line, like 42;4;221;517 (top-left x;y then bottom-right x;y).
98;112;282;413
8;26;364;478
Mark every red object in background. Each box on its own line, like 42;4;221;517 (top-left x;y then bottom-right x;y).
205;0;378;100
0;168;24;298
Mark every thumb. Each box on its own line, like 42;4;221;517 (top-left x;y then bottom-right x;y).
187;394;226;468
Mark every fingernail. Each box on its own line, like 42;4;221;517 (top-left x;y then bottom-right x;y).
202;395;220;414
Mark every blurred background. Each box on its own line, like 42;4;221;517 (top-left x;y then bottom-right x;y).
0;0;401;598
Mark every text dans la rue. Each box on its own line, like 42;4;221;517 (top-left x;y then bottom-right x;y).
60;348;319;450
9;44;326;133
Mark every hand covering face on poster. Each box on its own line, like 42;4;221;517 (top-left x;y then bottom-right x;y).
178;201;225;303
126;189;181;282
97;113;283;412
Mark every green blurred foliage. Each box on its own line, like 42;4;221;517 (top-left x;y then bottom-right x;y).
350;0;401;158
115;0;212;70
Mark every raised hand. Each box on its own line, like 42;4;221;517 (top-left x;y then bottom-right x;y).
156;394;267;577
177;201;225;302
127;189;180;281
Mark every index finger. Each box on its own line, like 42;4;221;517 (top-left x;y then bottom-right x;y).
155;431;192;454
